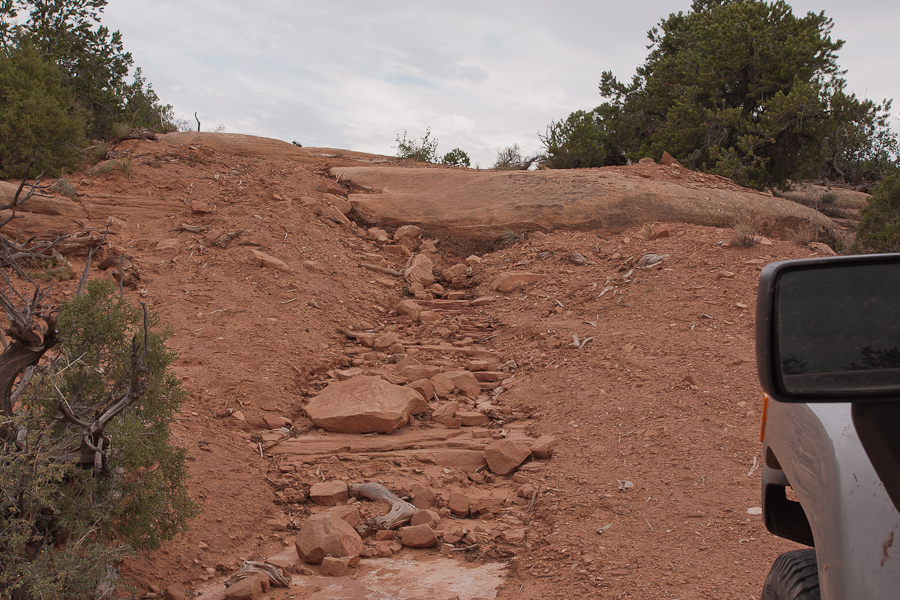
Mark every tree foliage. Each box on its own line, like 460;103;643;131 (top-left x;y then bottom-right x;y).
441;148;471;168
542;0;898;188
394;129;440;163
853;173;900;253
0;0;175;175
1;278;194;598
0;37;88;178
395;129;473;168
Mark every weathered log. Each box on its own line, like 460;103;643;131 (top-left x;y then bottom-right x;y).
349;482;418;531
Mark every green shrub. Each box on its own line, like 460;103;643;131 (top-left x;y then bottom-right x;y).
441;148;471;168
394;129;439;162
50;177;77;199
853;173;900;252
1;279;195;598
0;39;89;178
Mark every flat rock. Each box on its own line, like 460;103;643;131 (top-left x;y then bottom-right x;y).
399;523;438;548
484;440;532;475
224;577;262;600
295;512;364;565
338;166;839;244
493;272;543;293
304;375;423;434
251;249;291;272
309;480;349;506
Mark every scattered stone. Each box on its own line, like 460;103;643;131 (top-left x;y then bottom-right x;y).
367;227;390;242
517;483;536;498
717;270;735;279
442;263;468;281
394;225;423;240
262;413;292;429
410;509;441;528
322;196;350;217
501;528;527;545
653;225;671;239
809;242;836;255
295;512;363;565
373;332;401;352
399;365;442;381
328;505;360;528
164;584;187;600
190;201;211;214
448;493;471;517
404;254;437;286
400;523;438;548
155;238;179;255
310;481;349;506
419;310;442;323
442;371;481;398
396;299;423;321
383;244;412;256
432;400;459;420
492;272;543;293
374;530;396;541
408;378;435;402
430;373;456;398
484;440;532;475
324;205;351;226
317;179;347;197
660;152;683;168
250;249;291;272
466;255;482;267
304;376;425;434
457;411;490;427
529;434;556;460
411;485;436;509
224;577;262;600
320;556;350;577
466;360;492;372
471;296;497;306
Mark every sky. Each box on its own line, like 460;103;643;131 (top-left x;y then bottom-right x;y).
101;1;900;168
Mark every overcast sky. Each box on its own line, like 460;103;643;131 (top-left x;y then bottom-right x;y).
102;1;900;168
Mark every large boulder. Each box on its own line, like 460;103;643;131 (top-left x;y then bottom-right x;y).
295;512;364;565
304;375;422;433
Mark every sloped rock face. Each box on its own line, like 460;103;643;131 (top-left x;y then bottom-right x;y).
304;375;422;433
337;165;839;243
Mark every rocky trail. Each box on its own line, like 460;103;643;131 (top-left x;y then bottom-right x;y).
0;133;861;600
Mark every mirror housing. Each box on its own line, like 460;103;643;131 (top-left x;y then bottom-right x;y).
756;253;900;403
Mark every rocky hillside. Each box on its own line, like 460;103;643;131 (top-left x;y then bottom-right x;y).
0;133;854;600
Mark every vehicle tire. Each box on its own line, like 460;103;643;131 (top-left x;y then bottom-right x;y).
761;549;820;600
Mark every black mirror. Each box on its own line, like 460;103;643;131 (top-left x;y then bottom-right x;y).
757;254;900;402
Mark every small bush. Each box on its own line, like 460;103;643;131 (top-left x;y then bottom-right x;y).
493;144;525;170
291;140;303;147
853;172;900;252
786;221;819;245
119;157;134;177
821;191;838;205
730;215;762;247
500;228;520;245
50;177;77;199
1;280;195;598
90;141;110;163
394;129;439;163
441;148;471;168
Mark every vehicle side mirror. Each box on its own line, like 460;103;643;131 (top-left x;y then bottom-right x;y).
757;253;900;512
756;254;900;403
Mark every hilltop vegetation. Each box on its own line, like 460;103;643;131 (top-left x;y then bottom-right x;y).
0;0;174;177
541;0;899;190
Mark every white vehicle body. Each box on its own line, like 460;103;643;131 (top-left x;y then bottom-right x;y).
762;400;900;599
